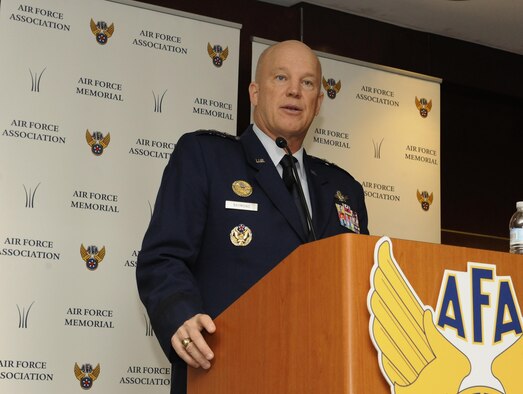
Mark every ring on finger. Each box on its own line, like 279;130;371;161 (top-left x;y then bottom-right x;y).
181;337;192;349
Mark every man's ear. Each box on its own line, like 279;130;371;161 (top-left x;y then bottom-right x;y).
249;82;259;106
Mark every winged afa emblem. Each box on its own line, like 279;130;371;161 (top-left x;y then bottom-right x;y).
207;43;229;67
322;77;341;99
90;19;114;45
80;244;106;271
86;130;111;156
417;190;433;211
74;362;100;389
415;96;432;118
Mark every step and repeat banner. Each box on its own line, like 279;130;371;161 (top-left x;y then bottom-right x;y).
0;0;240;392
253;39;441;243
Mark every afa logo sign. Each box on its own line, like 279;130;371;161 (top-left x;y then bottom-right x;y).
80;244;106;271
415;96;432;118
74;363;100;389
368;237;523;394
90;19;114;45
86;129;110;156
416;189;433;211
207;43;229;67
322;77;341;99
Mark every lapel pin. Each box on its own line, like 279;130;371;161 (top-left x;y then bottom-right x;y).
230;224;253;246
232;180;253;197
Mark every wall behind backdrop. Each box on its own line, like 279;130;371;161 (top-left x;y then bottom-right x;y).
135;0;523;252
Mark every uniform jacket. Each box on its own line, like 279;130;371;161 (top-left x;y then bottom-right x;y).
136;126;369;393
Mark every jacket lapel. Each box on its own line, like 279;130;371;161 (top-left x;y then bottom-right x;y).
305;153;333;238
240;127;307;242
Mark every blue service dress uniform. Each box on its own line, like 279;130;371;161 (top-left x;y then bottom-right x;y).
136;125;369;394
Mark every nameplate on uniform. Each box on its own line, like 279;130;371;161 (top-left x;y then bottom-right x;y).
225;200;258;211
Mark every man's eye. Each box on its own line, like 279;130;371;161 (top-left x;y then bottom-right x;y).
275;75;286;81
303;80;313;87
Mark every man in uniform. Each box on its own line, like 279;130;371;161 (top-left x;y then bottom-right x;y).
136;40;369;394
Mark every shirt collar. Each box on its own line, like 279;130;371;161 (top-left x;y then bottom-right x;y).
252;123;305;174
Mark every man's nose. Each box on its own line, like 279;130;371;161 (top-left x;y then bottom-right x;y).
286;80;301;97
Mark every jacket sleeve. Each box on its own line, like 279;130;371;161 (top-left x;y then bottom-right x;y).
136;132;208;362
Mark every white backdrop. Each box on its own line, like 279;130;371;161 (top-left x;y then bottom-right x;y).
0;0;240;392
253;39;441;243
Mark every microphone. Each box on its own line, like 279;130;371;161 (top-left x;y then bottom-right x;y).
275;137;317;241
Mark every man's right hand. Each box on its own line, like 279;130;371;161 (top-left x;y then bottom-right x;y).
171;313;216;369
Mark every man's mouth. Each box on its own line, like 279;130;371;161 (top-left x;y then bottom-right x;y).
281;104;302;113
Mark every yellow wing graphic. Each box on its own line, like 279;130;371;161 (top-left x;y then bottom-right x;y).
85;130;95;147
95;246;106;263
322;76;330;91
368;237;470;393
207;42;216;59
221;46;229;61
100;132;111;148
105;23;114;38
492;334;523;393
415;96;422;111
333;79;341;93
89;363;101;381
80;244;105;263
80;244;90;262
74;363;84;381
90;19;100;36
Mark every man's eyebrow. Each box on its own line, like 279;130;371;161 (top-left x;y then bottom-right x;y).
270;67;317;79
270;67;288;74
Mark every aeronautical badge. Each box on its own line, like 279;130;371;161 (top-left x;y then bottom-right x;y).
207;43;229;67
90;19;114;45
322;77;341;99
86;129;110;156
334;190;348;203
335;202;360;234
74;362;100;389
230;224;252;246
80;244;106;271
417;189;434;211
232;180;253;197
415;96;432;118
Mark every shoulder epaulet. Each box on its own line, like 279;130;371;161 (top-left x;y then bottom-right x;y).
194;129;239;141
309;155;354;177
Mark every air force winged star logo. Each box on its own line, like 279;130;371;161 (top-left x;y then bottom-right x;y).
207;43;229;67
417;189;433;211
90;19;114;45
86;129;110;156
322;77;341;99
80;244;106;271
74;362;100;389
415;96;432;118
368;237;523;394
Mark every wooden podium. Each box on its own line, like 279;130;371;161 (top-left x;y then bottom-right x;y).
188;234;523;393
